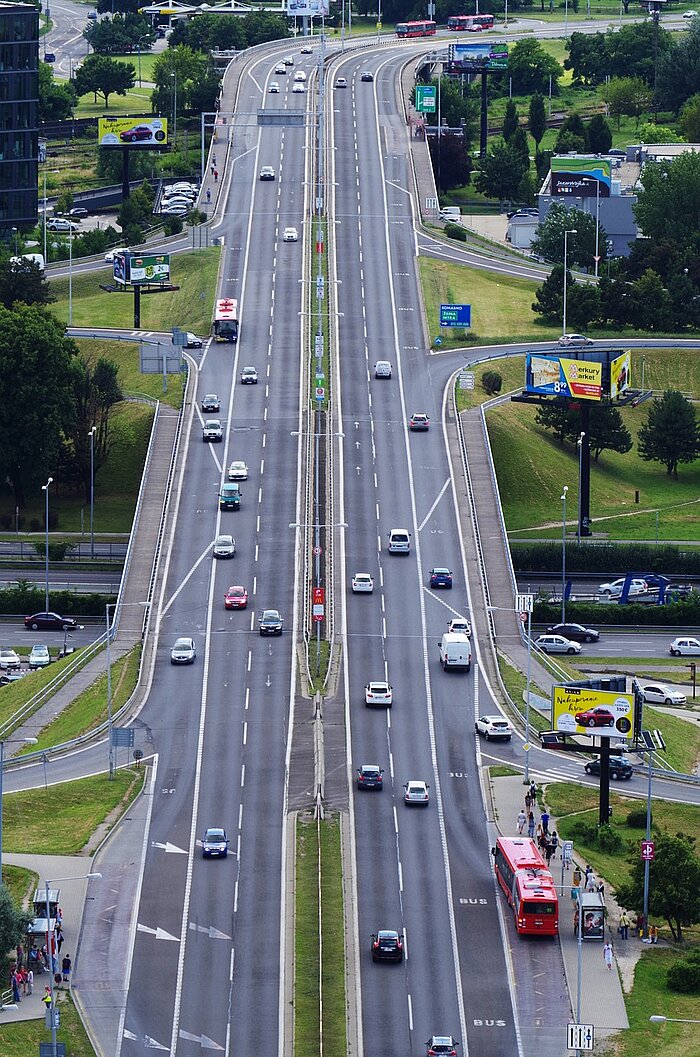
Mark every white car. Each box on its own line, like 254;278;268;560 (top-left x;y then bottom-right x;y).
259;166;276;181
599;577;648;597
283;226;298;242
104;246;129;262
669;637;700;657
682;9;697;17
0;648;21;669
475;715;513;741
202;419;223;443
351;573;374;593
292;83;305;93
170;637;196;665
228;460;248;480
294;70;306;82
447;618;471;637
47;217;79;232
403;780;429;806
213;534;236;559
274;63;287;74
558;333;594;347
534;634;582;655
365;681;392;707
374;361;392;378
641;683;687;705
268;81;280;93
241;366;258;384
29;644;51;668
335;77;348;88
283;55;294;65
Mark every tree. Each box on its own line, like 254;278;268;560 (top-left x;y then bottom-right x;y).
68;357;122;500
565;281;602;332
679;94;700;145
516;169;536;207
84;12;154;55
532;264;566;322
39;61;77;122
0;257;54;309
634;151;700;244
475;139;528;201
530;201;603;270
554;112;586;154
0;305;77;505
528;92;546;148
509;126;530;169
637;390;700;478
428;133;472;191
657;19;700;112
535;400;575;442
627;269;673;332
150;46;210;125
602;77;651;130
585;114;612;154
565;32;608;86
616;833;700;942
502;98;519;142
72;54;135;107
0;885;32;961
506;38;562;95
586;403;632;461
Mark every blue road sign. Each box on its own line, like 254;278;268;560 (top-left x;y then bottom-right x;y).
440;304;471;328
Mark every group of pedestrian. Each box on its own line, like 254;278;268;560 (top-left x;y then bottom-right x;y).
9;962;33;1001
517;788;559;864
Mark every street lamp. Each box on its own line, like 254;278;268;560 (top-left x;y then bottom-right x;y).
170;71;177;147
11;226;18;256
562;228;577;336
89;426;97;559
42;477;53;611
68;227;74;326
577;432;585;543
105;601;149;778
650;1016;700;1024
136;34;148;87
44;872;101;1057
0;737;38;875
561;486;568;623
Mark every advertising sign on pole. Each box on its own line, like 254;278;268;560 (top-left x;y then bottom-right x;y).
287;0;329;13
610;350;631;399
129;253;171;286
440;303;471;328
98;117;168;148
526;354;602;401
312;586;324;622
449;41;508;71
552;685;635;739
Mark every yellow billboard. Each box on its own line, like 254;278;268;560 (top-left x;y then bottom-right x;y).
98;117;168;147
526;356;602;401
610;350;631;400
552;686;634;739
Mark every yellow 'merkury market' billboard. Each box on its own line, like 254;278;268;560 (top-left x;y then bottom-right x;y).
552;685;635;740
98;117;168;148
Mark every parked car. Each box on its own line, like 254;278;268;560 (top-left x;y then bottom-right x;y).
403;780;429;805
599;577;648;597
170;637;196;664
371;929;403;961
29;645;51;669
669;636;700;656
534;634;581;655
351;573;374;593
642;682;686;705
575;707;615;728
584;756;633;780
409;412;430;431
259;609;283;635
356;764;383;790
67;206;88;219
475;715;512;741
47;218;79;232
201;827;228;858
429;568;452;589
224;585;248;610
558;333;594;347
24;612;77;631
546;622;599;643
365;681;392;707
0;649;21;669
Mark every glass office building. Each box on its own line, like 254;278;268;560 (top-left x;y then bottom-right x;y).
0;1;38;232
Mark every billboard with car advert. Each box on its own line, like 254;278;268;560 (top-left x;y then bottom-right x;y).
610;350;631;400
552;685;635;739
98;117;168;148
287;0;329;13
449;41;508;70
526;355;602;401
551;156;612;198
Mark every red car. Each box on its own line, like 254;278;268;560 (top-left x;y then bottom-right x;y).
575;707;615;728
120;125;153;142
224;585;248;610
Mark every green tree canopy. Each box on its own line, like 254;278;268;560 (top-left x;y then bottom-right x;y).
657;19;700;112
39;61;77;122
0;257;54;309
616;833;700;942
633;151;700;244
602;77;651;130
475;139;528;201
528;92;546;147
638;390;700;478
428;133;472;191
530;201;604;270
68;356;122;500
72;54;135;107
536;401;631;461
0;886;32;963
84;12;154;55
585;114;612;154
505;38;562;95
502;98;519;142
679;94;700;144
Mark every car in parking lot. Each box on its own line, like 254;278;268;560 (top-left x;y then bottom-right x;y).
356;764;383;790
335;77;348;88
534;634;581;655
259;166;276;181
201;393;220;412
24;612;77;631
170;637;196;664
374;360;392;378
259;609;283;635
429;568;452;589
29;644;51;668
213;534;236;558
351;572;374;593
0;648;21;669
641;682;686;705
224;585;248;610
409;412;430;431
584;756;633;780
371;929;403;961
426;1038;458;1057
475;715;512;741
283;226;298;242
228;460;248;480
185;332;202;348
361;70;374;82
403;780;429;805
365;681;392;707
201;827;228;858
546;622;599;643
47;217;80;232
599;577;647;597
202;419;223;442
670;636;700;656
268;81;280;93
558;333;594;347
682;9;697;17
241;366;258;384
575;706;615;728
67;206;89;219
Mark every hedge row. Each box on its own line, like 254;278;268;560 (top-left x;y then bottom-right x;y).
0;586;115;617
513;542;700;576
533;595;700;627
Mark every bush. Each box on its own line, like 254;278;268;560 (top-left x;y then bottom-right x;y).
0;586;115;616
512;541;700;576
162;216;183;236
626;808;650;829
570;820;624;854
445;222;467;242
667;949;700;993
482;370;503;395
532;596;700;628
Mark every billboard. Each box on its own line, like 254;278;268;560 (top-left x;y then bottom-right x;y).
526;355;602;401
113;252;170;286
551;157;612;198
98;117;168;148
610;350;631;400
450;41;508;71
552;686;635;740
287;0;329;13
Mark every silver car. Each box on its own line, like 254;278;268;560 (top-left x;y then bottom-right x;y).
534;634;581;655
213;534;236;558
29;644;51;668
170;637;196;665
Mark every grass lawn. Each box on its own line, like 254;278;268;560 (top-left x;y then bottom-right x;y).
2;769;143;855
73;86;155;118
619;949;700;1057
0;650;89;734
0;989;100;1057
74;335;186;407
1;864;37;908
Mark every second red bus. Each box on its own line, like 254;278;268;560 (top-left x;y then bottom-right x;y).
396;19;437;37
493;837;559;936
447;14;495;31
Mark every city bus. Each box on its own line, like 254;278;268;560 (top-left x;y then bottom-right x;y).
493;837;558;936
396;19;437;37
212;298;239;342
447;13;495;30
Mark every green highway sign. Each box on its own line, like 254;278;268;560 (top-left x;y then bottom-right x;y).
415;85;436;113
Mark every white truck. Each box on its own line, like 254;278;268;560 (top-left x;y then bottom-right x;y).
438;632;471;672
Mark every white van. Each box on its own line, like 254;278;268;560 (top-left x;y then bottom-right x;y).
387;528;411;554
438;632;471;671
439;206;461;222
294;70;307;82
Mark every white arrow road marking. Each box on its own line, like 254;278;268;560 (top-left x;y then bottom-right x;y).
137;923;179;941
122;1030;138;1040
151;841;188;854
179;1030;225;1050
144;1035;169;1050
188;922;231;940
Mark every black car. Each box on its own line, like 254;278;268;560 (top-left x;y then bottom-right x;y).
44;52;56;63
361;70;374;82
68;206;89;219
356;765;384;790
540;730;570;749
546;622;600;643
24;611;77;631
259;609;283;636
201;827;228;858
371;929;403;962
584;756;633;780
201;393;221;412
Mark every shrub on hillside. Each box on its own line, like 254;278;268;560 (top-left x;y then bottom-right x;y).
626;808;651;829
482;370;503;395
445;222;467;241
667;949;700;993
512;541;700;576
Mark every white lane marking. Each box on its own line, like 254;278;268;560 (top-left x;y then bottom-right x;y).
242;721;247;746
247;651;252;672
417;478;451;533
240;764;245;788
162;546;215;619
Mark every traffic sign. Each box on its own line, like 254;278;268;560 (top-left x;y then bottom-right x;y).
315;387;325;401
641;839;655;861
567;1023;594;1051
459;371;475;390
440;303;471;328
415;85;436;113
516;593;534;613
313;546;322;556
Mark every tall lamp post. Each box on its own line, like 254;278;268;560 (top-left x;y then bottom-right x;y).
171;71;177;147
68;228;74;325
136;34;148;87
44;872;101;1057
89;425;97;559
42;168;59;265
577;432;585;543
561;486;568;624
562;228;577;336
42;477;53;610
0;737;38;876
105;601;149;778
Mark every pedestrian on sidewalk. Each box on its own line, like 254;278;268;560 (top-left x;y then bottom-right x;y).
603;942;614;970
517;809;527;834
541;809;550;835
619;910;631;940
26;968;33;995
584;864;592;888
20;968;28;994
545;839;554;866
213;169;219;182
635;912;644;937
649;924;658;943
597;879;605;898
56;926;64;953
61;954;72;984
206;188;211;204
212;154;216;167
549;830;559;859
527;812;535;839
211;164;215;176
585;871;597;893
529;781;537;804
42;987;52;1007
573;865;582;888
11;970;21;1003
524;791;532;813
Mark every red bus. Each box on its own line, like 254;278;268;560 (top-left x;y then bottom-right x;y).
396;19;437;37
447;13;495;30
493;837;558;936
212;298;239;342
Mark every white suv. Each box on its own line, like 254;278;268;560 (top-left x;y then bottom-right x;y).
475;715;512;741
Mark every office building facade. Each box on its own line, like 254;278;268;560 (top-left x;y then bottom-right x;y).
0;1;38;233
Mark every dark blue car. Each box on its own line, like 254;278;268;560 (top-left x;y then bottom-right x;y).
430;567;453;589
